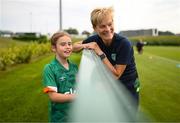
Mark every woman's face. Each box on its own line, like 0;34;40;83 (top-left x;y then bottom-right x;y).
94;16;114;44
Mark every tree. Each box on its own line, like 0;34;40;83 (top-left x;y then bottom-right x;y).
64;28;79;35
82;30;91;37
159;31;175;35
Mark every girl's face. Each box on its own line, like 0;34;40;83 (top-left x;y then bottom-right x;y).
94;16;114;44
52;35;72;59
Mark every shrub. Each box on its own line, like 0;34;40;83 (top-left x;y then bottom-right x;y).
129;36;180;46
0;42;51;70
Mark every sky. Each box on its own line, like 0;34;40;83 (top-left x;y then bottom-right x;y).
0;0;180;34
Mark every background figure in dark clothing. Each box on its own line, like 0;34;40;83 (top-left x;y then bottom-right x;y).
136;39;144;54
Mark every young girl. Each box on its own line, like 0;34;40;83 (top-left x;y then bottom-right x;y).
42;31;78;122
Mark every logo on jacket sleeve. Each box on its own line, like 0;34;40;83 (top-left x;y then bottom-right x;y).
111;53;116;61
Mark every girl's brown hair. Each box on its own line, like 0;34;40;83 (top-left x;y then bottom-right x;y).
50;31;71;46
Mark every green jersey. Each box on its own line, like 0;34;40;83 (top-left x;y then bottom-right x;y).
42;58;78;122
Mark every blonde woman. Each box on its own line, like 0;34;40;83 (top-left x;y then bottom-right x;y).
73;7;140;109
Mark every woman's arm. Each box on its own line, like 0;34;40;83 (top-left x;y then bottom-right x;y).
85;42;126;79
102;57;126;79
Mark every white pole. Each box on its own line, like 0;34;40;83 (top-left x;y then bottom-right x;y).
30;12;32;32
59;0;62;31
1;0;3;30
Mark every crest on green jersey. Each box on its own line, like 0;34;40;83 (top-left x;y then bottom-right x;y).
59;76;66;81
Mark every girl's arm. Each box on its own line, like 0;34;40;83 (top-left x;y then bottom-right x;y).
48;92;75;103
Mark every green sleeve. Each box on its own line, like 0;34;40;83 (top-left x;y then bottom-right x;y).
42;64;57;88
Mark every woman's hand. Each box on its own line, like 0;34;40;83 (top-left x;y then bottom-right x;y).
83;42;103;55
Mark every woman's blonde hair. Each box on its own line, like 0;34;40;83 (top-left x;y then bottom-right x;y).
91;7;114;28
50;31;71;46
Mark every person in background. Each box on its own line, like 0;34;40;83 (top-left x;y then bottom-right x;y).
73;7;140;109
42;31;78;122
136;39;144;54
